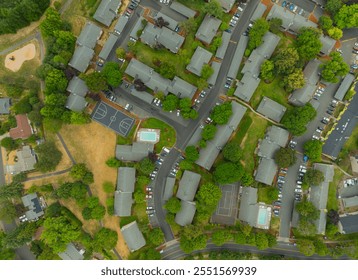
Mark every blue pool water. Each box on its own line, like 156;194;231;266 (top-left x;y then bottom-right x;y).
257;208;267;225
140;131;157;141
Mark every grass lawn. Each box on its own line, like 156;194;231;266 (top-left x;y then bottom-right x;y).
117;123;137;145
257;186;277;204
250;77;292;110
337;125;358;174
333;103;345;118
140;118;176;153
269;216;280;236
327;167;343;211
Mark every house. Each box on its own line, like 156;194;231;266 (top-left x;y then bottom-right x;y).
0;98;11;114
12;145;37;174
68;45;95;73
339;214;358;234
115;142;154;162
121;221;146;252
153;11;179;31
117;167;136;193
256;97;287;123
207;61;221;86
169;76;197;99
21;193;44;221
9;114;33;139
215;31;231;60
255;158;278;186
320;35;336;56
234;73;261;102
176;171;201;201
195;14;221;45
289;59;321;106
163;177;176;201
251;3;267;22
93;0;121;27
309;163;334;234
65;76;88;112
114;167;135;217
114;191;133;217
227;35;249;79
129;17;144;41
130;88;154;104
114;15;129;35
175;200;196;226
196;102;247;170
257;138;281;159
334;74;355;101
98;33;118;61
218;0;235;13
265;125;290;148
76;22;103;49
58;243;85;260
186;46;213;76
169;1;196;18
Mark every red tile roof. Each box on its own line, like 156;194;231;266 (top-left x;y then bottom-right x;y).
9;114;33;139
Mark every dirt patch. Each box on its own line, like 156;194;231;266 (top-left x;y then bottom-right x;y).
23;173;73;190
59;121;130;258
5;43;36;72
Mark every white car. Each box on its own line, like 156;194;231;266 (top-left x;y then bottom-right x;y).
177;110;180;116
295;188;303;193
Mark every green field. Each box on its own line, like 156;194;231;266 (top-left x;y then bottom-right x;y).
327;168;343;211
117;124;137;145
337;125;358;174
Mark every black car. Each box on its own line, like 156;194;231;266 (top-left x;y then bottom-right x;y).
128;3;135;10
326;110;333;115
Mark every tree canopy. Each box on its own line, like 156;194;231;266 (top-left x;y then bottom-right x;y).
196;182;222;215
102;62;123;87
213;162;244;184
282;104;316;135
283;68;305;92
319;15;333;31
303;140;323;162
212;230;233;246
185;146;199;162
201;64;214;79
303;169;325;186
165;197;181;214
82;197;106;220
0;137;19;151
92;228;118;251
202;0;223;19
180;225;208;253
138;157;155;175
148;228;164;246
260;60;275;81
295;27;322;61
222;142;243;163
248;18;270;51
201;124;217;141
70;163;94;184
34;141;62;172
83;72;108;92
320;52;349;83
162;94;179;112
158;62;176;80
334;4;358;29
0;199;17;223
297;239;316;256
274;147;297;168
210;102;232;125
274;47;300;75
326;0;343;16
296;200;319;220
327;27;343;40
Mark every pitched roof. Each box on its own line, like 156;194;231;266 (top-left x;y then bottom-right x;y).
65;94;88;112
255;158;277;185
93;0;121;27
340;214;358;234
289;59;321;106
255;32;281;58
342;196;358;208
195;14;221;44
227;35;249;78
21;193;44;221
114;191;133;216
117;167;136;192
241;51;263;76
238;187;259;226
169;2;196;18
77;22;102;49
9;114;32;139
169;76;197;99
319;34;336;55
130;88;154;104
58;243;84;260
334;74;355;101
121;221;146;252
116;142;154;162
99;33;118;60
14;145;36;173
130;17;144;40
251;3;267;22
314;163;334;183
234;72;261;102
207;61;221;86
257;97;287;122
257;138;280;159
186;46;213;76
66;76;88;97
175;200;196;226
114;15;129;35
265;125;289;148
0;98;11;114
176;171;201;201
218;0;235;13
163;177;176;201
195;142;221;170
154;11;179;31
69;45;94;73
215;31;231;60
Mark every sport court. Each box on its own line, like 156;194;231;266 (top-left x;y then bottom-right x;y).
211;184;239;225
91;101;135;137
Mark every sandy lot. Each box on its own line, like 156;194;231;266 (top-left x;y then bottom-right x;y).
5;43;36;72
60;121;130;258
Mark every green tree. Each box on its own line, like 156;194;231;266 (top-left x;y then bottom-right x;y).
1;137;19;151
212;230;233;246
70;163;94;184
134;190;146;204
282;104;316;135
179;97;192;111
82;197;105;220
13;97;32;114
297;239;316;256
314;239;329;256
321;52;350;83
304;169;325;186
266;187;279;201
210;102;232;125
138;158;155;175
102;181;115;193
326;0;343;16
222;142;243;163
213;162;244;184
0;199;17;223
303;140;323;162
162;94;179;112
283;68;306;92
319;15;333;32
2;222;37;249
334;4;358;29
83;72;108;92
0;182;23;199
201;124;217;141
28;110;43;127
260;60;275;81
102;62;122;87
148;228;164;246
296;218;317;236
35;141;62;172
44;69;68;94
327;27;343;40
41;216;81;253
255;232;269;250
0;232;15;260
40;8;64;37
115;47;126;59
180;225;208;253
201;64;214;79
296;200;319;220
295;27;322;61
196;182;222;215
165;197;181;214
157;62;176;79
202;0;223;19
274;147;297;168
248;18;270;51
92;228;118;251
274;47;300;75
185;146;199;162
269;17;283;34
179;159;194;170
139;248;161;260
179;17;198;35
70;112;90;125
106;157;122;168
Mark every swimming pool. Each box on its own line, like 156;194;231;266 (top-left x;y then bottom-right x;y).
139;131;157;142
257;207;268;225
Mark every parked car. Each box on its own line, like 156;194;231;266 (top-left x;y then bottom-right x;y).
295;188;303;193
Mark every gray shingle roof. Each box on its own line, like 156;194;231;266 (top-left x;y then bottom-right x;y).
176;171;201;201
255;32;280;58
215;31;231;60
218;0;235;13
186;46;213;76
257;97;287;123
65;94;88;112
93;0;121;27
163;177;176;201
175;200;196;226
121;221;146;252
207;61;221;86
58;243;84;260
116;142;154;162
257;138;280;159
99;33;118;60
239;187;259;226
195;14;222;45
251;3;267;21
154;11;179;31
114;15;129;35
170;2;196;18
255;158;278;185
234;72;261;102
117;167;136;192
334;74;355;101
14;145;36;173
314;163;334;183
195;142;221;170
114;191;133;216
227;35;248;79
130;17;144;40
289;59;321;106
68;45;94;73
77;22;102;49
169;76;197;99
66;76;88;97
21;193;44;221
342;196;358;208
131;88;154;104
319;34;336;55
340;214;358;234
241;51;263;76
265;125;289;148
0;98;11;114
